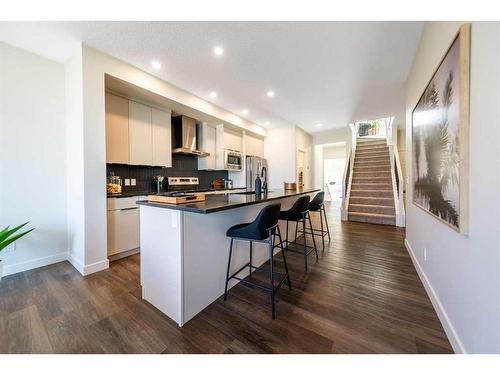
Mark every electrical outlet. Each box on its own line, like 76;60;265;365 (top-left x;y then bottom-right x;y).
131;179;136;186
124;178;130;186
423;247;427;261
5;242;16;253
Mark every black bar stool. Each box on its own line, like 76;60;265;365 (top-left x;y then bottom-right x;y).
224;203;291;319
296;191;331;250
276;195;318;271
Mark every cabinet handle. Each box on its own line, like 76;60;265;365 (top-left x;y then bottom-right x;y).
121;207;139;211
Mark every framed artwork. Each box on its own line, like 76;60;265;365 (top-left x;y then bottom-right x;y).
411;24;470;234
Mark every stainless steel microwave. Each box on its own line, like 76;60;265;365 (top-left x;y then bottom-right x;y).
224;149;242;170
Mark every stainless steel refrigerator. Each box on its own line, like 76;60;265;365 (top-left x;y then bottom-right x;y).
246;156;268;192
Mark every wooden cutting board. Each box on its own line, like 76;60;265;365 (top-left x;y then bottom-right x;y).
147;193;205;205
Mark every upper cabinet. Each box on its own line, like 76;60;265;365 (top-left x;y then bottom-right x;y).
105;93;172;167
222;126;243;152
129;100;153;166
105;93;129;164
244;133;264;158
198;123;217;170
151;108;172;167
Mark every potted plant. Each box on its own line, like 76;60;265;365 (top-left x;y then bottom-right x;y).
0;222;34;280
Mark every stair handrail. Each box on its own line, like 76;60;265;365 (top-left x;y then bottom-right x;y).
389;142;406;227
341;145;353;221
340;124;357;221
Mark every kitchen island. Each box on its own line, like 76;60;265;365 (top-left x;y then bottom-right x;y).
137;188;319;326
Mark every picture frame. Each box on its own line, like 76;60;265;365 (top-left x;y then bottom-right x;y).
411;23;470;234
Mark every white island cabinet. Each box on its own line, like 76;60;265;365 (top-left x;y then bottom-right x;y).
138;189;318;326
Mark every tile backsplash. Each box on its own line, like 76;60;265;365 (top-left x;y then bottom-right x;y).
107;154;229;193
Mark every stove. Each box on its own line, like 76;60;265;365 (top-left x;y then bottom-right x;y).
167;177;199;192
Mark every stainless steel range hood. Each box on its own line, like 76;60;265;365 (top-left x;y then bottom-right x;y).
171;115;210;157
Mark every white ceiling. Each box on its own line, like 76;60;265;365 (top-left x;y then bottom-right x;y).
0;21;423;132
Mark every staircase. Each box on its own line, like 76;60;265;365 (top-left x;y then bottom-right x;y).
348;138;396;225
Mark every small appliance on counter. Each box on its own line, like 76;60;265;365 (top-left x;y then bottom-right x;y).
224;179;233;189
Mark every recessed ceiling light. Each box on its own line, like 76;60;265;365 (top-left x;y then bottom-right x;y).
242;109;249;115
209;91;217;98
316;122;324;127
266;91;275;98
213;46;224;56
265;121;271;126
151;60;162;70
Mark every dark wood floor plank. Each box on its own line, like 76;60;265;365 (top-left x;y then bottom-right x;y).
0;203;453;353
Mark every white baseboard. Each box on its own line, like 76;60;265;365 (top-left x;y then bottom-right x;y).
83;259;109;275
404;238;466;354
68;254;109;276
3;251;68;276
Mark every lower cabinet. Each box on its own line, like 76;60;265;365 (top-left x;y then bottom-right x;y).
107;197;144;256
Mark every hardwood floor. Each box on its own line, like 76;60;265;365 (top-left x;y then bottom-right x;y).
0;203;453;353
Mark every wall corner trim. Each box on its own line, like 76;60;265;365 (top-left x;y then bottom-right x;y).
404;238;466;354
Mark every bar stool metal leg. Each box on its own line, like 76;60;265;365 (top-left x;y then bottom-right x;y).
322;205;331;242
302;216;308;272
224;238;234;301
268;230;276;319
249;241;253;278
319;205;325;251
307;212;319;260
276;225;292;290
294;221;298;242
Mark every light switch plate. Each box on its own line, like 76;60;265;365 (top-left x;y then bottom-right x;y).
131;179;136;186
124;178;130;186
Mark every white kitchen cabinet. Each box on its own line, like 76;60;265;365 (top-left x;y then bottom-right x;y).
105;93;129;164
223;127;243;152
245;133;264;157
198;123;217;170
107;197;143;256
152;108;172;167
129;100;153;165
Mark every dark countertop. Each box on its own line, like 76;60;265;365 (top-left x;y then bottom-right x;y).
136;188;320;214
107;187;246;198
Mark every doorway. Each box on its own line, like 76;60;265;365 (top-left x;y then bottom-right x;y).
297;149;306;188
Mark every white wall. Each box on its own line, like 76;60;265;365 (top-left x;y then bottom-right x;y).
405;22;500;353
0;43;68;275
264;126;296;189
313;126;350;146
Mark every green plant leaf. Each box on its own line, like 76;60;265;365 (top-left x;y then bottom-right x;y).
0;222;29;244
0;228;34;251
0;222;33;251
